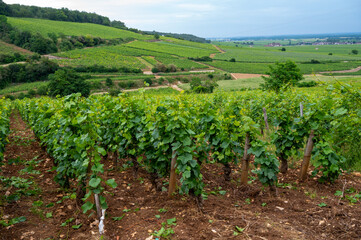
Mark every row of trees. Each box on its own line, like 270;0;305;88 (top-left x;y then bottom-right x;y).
0;0;125;28
0;59;58;89
0;15;128;55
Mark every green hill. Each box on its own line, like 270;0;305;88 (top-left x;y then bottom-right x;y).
0;40;33;55
7;17;151;40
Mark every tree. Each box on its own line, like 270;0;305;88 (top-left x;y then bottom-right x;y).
261;60;303;93
105;77;113;87
281;47;286;51
190;77;218;93
351;49;358;55
48;69;90;97
154;33;160;40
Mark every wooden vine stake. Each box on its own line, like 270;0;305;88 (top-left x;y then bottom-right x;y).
300;102;304;117
168;150;177;197
299;130;315;181
94;194;102;219
240;132;251;185
263;108;269;131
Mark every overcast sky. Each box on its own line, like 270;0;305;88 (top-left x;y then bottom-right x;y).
4;0;361;38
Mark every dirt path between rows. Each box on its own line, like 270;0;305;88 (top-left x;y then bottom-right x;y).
1;111;98;240
0;61;27;67
320;66;361;74
210;44;226;59
231;73;267;79
92;84;182;95
43;55;70;60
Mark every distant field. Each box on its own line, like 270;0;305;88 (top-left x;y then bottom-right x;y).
126;40;217;58
0;40;33;55
212;45;361;63
155;56;207;69
54;48;145;69
0;81;48;95
208;60;361;74
179;75;361;91
7;17;151;40
54;44;209;70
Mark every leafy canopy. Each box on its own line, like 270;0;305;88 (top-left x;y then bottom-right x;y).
261;60;303;93
47;68;90;97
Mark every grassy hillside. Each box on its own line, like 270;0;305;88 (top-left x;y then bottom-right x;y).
0;40;33;55
7;17;151;40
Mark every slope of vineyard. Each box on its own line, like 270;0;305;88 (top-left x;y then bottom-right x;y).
53;43;209;70
0;40;33;55
7;17;151;40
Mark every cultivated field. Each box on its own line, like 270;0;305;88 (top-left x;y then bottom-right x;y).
7;17;151;40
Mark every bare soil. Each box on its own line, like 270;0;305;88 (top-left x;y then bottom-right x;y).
231;73;267;79
210;45;225;59
319;66;361;74
1;112;361;240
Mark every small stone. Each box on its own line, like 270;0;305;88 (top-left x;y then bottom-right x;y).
319;220;326;226
266;223;272;228
212;229;217;233
148;229;153;233
67;205;73;210
60;234;65;238
276;206;284;211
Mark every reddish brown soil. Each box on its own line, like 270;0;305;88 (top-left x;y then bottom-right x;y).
1;112;361;240
231;73;267;79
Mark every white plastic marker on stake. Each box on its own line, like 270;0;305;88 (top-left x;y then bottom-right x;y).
99;209;106;235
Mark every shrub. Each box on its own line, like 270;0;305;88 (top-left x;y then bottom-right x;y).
17;92;26;99
168;64;177;73
27;89;37;97
310;59;320;64
105;77;114;87
109;88;122;96
4;95;15;100
167;77;175;84
328;53;333;55
151;67;159;73
47;69;91;97
36;85;48;96
144;78;153;86
157;77;165;85
229;58;236;62
90;81;103;90
118;81;127;89
190;77;218;93
296;81;317;88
